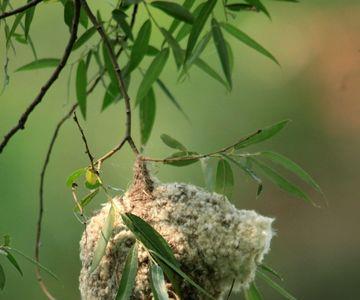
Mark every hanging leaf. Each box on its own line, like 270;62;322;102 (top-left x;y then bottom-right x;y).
225;3;259;12
244;0;271;18
215;159;234;198
167;0;196;34
193;58;228;88
66;168;86;187
160;134;187;151
76;59;87;119
79;7;88;29
16;58;60;72
136;48;169;104
235;120;290;149
24;0;35;40
112;9;133;40
74;189;100;212
220;23;279;65
160;28;184;68
115;243;138;300
150;263;170;300
151;1;194;24
102;43;118;88
257;271;297;300
90;204;116;272
2;250;23;276
73;26;97;50
185;0;217;61
260;151;322;194
250;158;311;204
259;264;284;281
127;20;152;74
102;82;121;111
165;151;199;167
140;88;156;146
6;12;25;47
244;282;263;300
211;18;232;89
64;0;74;32
147;45;160;56
0;264;5;290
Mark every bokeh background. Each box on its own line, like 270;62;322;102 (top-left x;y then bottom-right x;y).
1;0;360;299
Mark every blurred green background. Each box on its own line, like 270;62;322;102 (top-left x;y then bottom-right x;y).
1;0;360;299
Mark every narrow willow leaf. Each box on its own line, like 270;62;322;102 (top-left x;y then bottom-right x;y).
116;243;138;300
257;271;297;300
167;0;196;34
0;264;5;290
235;120;290;149
225;3;258;11
244;0;270;18
160;28;184;68
76;60;87;118
211;18;232;89
244;282;263;300
250;158;311;203
3;250;23;276
127;20;152;74
193;58;228;88
220;23;279;65
136;48;169;104
150;263;170;300
6;12;25;47
259;264;284;281
147;45;160;56
102;43;118;89
79;7;88;29
24;0;35;40
90;204;115;273
16;58;60;72
260;151;322;194
73;26;97;50
150;250;216;300
74;189;100;212
64;0;74;32
112;9;133;40
176;2;205;42
66;168;86;187
185;0;217;61
215;159;234;198
102;82;121;111
140;88;156;145
151;1;194;24
156;79;189;120
160;134;187;151
165;151;199;167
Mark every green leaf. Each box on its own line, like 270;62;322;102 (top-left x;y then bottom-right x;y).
185;0;217;61
140;88;156;146
116;243;138;300
244;282;263;300
149;250;216;300
160;28;184;68
165;151;199;167
79;7;88;29
102;44;119;92
211;18;232;89
0;264;5;290
215;159;234;198
112;9;133;40
220;23;279;65
64;0;74;32
136;48;169;104
225;3;258;11
257;271;297;300
127;20;152;74
90;204;116;273
167;0;196;34
16;58;60;72
150;263;170;300
160;134;187;151
244;0;270;18
193;58;228;88
102;82;121;111
176;2;205;42
24;0;35;40
151;1;194;24
3;235;10;247
73;26;97;50
74;189;100;212
3;250;23;276
6;12;25;47
235;120;290;149
259;264;284;281
260;151;322;194
146;45;160;56
66;168;86;187
250;158;311;203
76;59;87;119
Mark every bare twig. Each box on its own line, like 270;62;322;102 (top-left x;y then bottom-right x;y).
0;0;42;20
73;112;95;171
0;0;81;154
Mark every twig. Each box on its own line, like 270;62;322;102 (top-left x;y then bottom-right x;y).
81;0;139;159
0;0;42;20
73;112;95;171
0;0;81;154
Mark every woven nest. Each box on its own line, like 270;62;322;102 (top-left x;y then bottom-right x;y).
79;158;274;299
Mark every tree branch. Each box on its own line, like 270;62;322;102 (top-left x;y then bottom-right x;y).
0;0;42;20
0;0;81;154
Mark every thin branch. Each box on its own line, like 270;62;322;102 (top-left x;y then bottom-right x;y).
0;0;42;20
0;0;81;154
73;112;95;171
81;0;139;158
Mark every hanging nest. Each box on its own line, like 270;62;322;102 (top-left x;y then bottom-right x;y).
79;158;274;299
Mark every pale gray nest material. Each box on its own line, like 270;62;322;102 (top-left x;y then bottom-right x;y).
79;161;274;300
